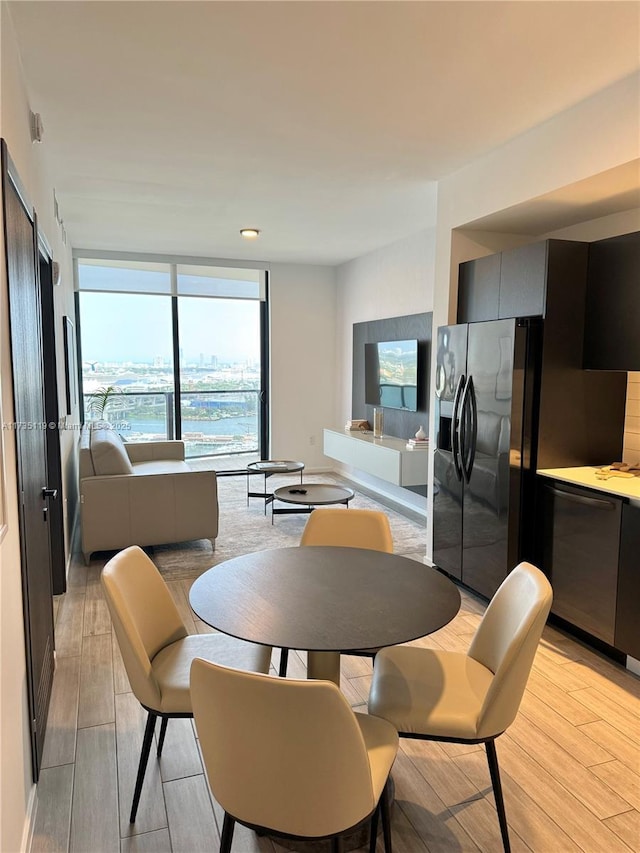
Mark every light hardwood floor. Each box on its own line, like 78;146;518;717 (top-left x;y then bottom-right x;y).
32;496;639;852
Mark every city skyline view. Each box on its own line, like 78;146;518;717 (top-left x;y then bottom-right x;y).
79;291;261;365
78;289;263;458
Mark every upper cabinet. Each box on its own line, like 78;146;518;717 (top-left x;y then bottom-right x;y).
498;241;547;319
457;239;580;323
457;253;500;321
583;231;640;371
456;239;627;466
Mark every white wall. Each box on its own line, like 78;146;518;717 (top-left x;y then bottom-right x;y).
0;6;76;850
333;226;437;513
268;262;337;469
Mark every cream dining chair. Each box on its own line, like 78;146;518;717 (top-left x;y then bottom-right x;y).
101;545;272;823
297;508;394;682
368;561;552;853
300;507;394;553
190;657;399;853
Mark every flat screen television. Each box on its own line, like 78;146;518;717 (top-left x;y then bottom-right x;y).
364;339;419;411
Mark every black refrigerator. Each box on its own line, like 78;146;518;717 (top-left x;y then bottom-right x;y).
432;318;540;599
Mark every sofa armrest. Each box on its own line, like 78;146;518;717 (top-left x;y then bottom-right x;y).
80;469;218;558
125;440;185;463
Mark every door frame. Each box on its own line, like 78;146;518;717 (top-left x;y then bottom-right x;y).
1;139;56;779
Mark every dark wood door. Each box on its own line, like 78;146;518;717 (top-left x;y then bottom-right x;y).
2;143;55;780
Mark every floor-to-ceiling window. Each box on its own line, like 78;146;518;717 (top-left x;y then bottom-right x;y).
75;255;268;460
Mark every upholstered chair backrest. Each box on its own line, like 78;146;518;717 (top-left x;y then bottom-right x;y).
468;561;552;739
190;658;377;838
101;545;188;710
300;508;393;552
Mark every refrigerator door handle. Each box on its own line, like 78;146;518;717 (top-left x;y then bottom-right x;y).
451;373;465;482
461;375;477;483
435;363;446;398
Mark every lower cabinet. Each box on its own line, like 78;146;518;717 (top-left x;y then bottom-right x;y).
615;503;640;659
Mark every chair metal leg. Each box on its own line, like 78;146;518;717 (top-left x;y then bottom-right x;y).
220;812;235;853
380;778;392;853
130;711;157;823
369;801;380;853
485;739;511;853
157;716;168;757
331;835;345;853
278;648;289;677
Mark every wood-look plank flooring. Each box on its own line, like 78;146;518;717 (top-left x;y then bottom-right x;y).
31;488;640;853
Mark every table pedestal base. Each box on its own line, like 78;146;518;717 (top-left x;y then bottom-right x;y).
264;777;395;852
306;650;341;686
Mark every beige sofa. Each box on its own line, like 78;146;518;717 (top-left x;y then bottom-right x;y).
79;423;218;565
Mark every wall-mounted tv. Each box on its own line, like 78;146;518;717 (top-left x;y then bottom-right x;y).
364;339;419;411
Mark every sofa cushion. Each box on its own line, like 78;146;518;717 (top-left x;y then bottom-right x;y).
132;460;191;475
79;423;95;479
91;427;134;475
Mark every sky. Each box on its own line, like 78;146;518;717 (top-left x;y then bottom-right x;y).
79;292;260;365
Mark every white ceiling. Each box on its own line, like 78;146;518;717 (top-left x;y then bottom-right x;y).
7;1;640;265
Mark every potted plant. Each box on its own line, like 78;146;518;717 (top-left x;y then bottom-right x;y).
86;385;121;421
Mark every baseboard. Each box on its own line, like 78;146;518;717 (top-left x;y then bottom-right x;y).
626;656;640;677
21;783;37;853
66;506;80;579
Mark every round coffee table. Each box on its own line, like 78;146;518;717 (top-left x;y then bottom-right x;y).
246;460;305;515
272;483;354;523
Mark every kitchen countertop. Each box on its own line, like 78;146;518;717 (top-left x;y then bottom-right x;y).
538;466;640;501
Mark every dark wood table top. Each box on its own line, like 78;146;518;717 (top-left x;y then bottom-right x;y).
272;484;355;506
189;546;461;653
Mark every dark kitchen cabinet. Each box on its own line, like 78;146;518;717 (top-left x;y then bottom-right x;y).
457;240;625;468
583;231;640;371
615;503;640;658
498;241;547;319
457;239;580;323
457;253;500;322
441;240;627;603
540;481;620;644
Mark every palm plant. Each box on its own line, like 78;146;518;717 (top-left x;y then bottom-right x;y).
86;385;121;420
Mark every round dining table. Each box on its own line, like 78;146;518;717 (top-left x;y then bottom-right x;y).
189;545;461;684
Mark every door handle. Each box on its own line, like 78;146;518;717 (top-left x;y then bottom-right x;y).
451;374;465;482
42;487;58;500
546;485;617;510
460;376;477;484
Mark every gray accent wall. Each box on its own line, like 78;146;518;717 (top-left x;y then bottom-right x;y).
352;312;432;443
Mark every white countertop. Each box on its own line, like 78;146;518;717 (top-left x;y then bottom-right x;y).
538;466;640;501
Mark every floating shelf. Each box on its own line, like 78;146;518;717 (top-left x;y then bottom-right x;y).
323;429;428;488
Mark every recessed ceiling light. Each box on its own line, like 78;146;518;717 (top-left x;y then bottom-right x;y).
240;228;260;239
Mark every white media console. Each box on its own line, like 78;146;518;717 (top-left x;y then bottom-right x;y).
323;428;429;488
